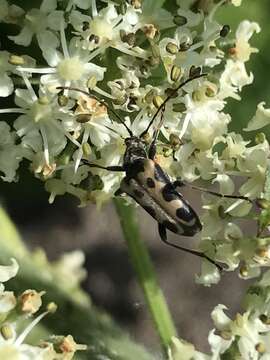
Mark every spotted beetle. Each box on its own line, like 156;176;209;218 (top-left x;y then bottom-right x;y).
59;71;249;270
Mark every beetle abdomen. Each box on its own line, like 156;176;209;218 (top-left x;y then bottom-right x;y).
120;158;202;237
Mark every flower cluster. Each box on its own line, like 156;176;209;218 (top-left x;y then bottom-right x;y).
168;266;270;359
0;258;86;359
0;0;269;284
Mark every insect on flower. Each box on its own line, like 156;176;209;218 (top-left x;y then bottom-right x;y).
58;69;250;271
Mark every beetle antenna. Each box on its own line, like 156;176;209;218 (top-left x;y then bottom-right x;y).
57;86;133;137
140;72;207;138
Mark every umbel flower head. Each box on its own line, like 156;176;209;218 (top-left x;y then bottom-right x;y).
0;258;86;359
0;0;269;284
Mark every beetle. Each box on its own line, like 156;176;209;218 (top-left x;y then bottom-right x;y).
58;71;249;270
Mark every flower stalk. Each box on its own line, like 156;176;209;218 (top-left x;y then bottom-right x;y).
114;198;177;353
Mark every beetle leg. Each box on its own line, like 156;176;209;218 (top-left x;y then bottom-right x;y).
82;160;124;172
158;223;223;271
172;180;185;188
175;180;252;203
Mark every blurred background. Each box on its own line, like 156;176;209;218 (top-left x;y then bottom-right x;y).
0;0;269;355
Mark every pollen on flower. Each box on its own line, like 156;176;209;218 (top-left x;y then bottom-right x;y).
89;18;113;42
19;289;45;314
57;57;85;81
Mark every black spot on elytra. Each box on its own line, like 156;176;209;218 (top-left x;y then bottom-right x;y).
144;206;156;218
154;163;170;183
176;206;194;222
134;189;144;198
162;183;178;202
146;177;155;188
163;220;178;233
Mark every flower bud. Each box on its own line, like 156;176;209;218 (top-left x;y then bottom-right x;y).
255;132;266;144
8;55;24;65
172;103;186;112
82;143;92;157
38;96;50;105
173;15;187;26
0;324;13;340
87;76;97;89
239;264;248;277
47;302;57;314
255;342;266;353
256;198;270;209
166;42;178;54
153;95;163;108
170;65;182;82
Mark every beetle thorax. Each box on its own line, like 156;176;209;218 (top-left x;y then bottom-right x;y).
123;136;147;167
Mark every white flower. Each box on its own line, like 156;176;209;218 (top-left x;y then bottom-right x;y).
168;336;208;360
184;95;230;150
244;102;270;131
140;0;174;31
232;0;242;6
0;123;23;182
237;141;270;199
45;164;90;205
8;0;63;53
219;59;253;100
0;51;14;97
52;250;87;289
195;260;221;286
234;20;261;62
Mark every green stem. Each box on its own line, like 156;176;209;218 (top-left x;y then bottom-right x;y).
114;198;177;354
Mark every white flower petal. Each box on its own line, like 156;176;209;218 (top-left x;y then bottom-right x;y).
47;10;64;31
40;0;57;13
211;304;231;330
195;260;221;286
9;26;34;46
208;329;232;356
236;20;261;43
0;291;17;313
0;258;19;282
0;73;14;97
244;102;270;131
72;0;91;9
37;30;59;53
232;0;242;6
212;174;235;195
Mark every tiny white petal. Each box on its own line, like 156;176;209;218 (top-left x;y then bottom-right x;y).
9;26;34;46
244;102;270;131
0;258;19;282
40;0;57;13
0;73;14;97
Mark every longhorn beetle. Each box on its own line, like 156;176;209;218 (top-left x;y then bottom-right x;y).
58;71;250;271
